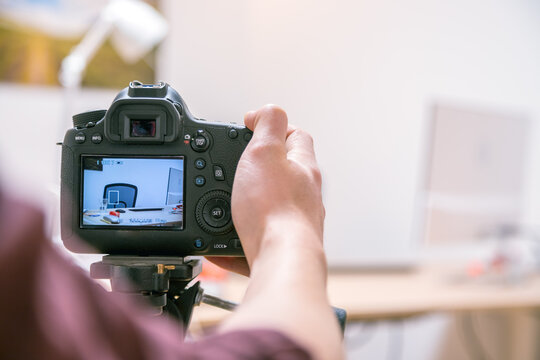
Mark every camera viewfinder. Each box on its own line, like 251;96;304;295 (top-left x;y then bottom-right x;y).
130;119;157;137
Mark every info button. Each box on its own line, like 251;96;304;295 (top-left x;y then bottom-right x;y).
91;133;102;144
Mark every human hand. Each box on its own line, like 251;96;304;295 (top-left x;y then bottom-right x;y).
213;106;341;360
207;105;324;274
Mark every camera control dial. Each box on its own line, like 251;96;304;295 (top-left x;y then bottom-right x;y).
195;190;233;235
72;109;107;128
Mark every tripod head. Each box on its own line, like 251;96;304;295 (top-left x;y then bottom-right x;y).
91;256;203;333
90;255;347;338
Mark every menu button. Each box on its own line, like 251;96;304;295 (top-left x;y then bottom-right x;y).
75;132;86;143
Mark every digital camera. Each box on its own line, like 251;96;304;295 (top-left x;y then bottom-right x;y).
60;81;252;256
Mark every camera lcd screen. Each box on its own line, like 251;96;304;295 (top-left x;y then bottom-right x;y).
81;156;184;229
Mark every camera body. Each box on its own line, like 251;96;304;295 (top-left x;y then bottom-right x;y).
61;81;251;256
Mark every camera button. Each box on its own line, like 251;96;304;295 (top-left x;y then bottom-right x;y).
210;207;224;220
75;132;86;143
243;132;252;142
195;136;207;147
91;133;102;144
194;175;206;187
174;102;183;115
202;198;230;227
229;238;242;249
213;165;225;181
86;122;95;128
195;190;233;234
193;238;205;249
194;158;206;169
191;135;210;152
228;128;239;139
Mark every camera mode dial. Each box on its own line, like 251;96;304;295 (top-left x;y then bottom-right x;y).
195;190;233;235
72;110;107;128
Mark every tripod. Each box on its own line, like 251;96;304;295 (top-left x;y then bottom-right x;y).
91;255;347;338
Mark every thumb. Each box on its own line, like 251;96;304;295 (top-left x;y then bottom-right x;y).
244;105;289;146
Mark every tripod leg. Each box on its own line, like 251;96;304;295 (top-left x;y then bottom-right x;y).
166;281;201;335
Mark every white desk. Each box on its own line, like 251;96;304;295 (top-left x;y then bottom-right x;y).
193;263;540;325
83;206;182;226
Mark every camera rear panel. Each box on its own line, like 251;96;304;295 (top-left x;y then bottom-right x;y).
61;82;252;256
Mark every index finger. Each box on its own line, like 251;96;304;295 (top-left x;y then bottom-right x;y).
285;127;318;169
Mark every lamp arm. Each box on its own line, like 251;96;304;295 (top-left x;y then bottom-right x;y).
59;14;114;88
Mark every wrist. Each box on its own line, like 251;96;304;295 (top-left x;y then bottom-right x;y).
234;211;327;279
241;215;330;309
248;215;328;279
258;214;324;256
263;212;323;245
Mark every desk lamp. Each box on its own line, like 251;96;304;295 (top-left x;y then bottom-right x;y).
58;0;168;132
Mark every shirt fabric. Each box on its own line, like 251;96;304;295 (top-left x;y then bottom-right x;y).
0;191;311;360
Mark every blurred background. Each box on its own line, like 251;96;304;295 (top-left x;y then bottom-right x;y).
1;0;539;359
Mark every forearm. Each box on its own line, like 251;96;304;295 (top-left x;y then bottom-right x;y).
220;218;343;360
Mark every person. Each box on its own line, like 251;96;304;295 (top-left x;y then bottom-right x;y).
0;105;344;359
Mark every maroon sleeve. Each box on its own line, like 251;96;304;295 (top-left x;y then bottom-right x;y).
180;329;312;360
0;192;311;360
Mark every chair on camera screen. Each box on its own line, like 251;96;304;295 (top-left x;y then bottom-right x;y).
104;183;138;209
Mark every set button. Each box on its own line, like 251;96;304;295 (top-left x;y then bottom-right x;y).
211;207;224;220
202;198;231;228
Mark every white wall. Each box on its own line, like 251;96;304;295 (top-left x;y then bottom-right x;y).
0;84;117;203
157;3;540;358
158;0;540;266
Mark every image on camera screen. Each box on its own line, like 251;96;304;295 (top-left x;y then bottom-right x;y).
81;156;184;228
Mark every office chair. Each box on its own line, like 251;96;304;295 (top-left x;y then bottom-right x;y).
104;183;137;209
